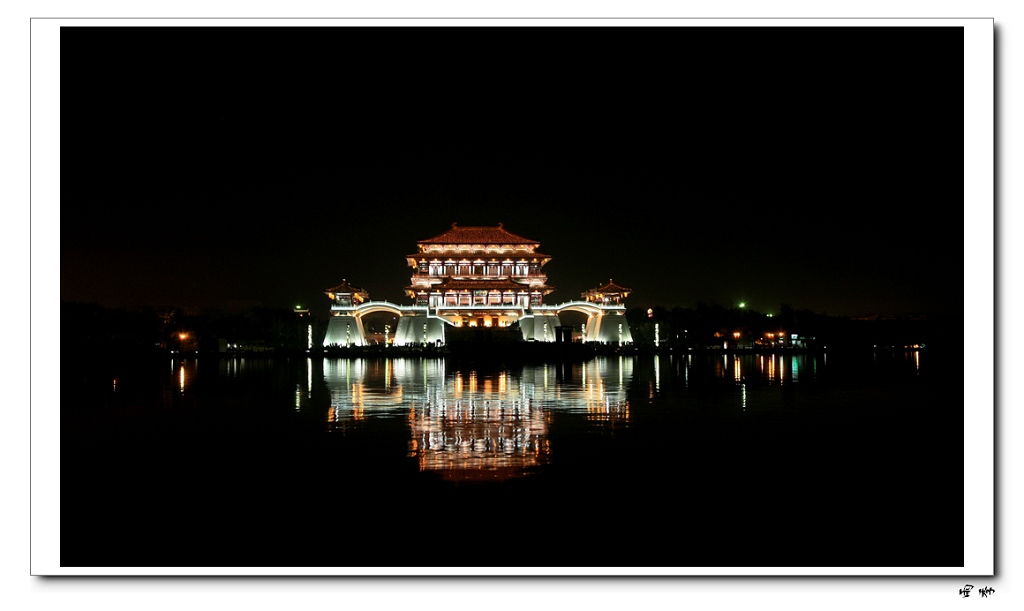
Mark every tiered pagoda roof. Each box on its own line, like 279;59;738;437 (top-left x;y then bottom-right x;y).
408;223;551;261
418;222;539;246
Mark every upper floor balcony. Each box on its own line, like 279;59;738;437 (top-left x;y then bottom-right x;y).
409;270;547;283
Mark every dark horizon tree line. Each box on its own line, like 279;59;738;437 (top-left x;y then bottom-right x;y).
60;300;953;354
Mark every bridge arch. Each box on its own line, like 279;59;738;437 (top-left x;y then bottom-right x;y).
352;301;405;317
552;301;607;317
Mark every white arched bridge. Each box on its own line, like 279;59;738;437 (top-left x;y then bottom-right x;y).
322;301;632;347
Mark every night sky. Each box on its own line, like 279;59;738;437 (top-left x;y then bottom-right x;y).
58;25;963;317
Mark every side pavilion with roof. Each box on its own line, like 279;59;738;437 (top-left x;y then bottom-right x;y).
582;279;632;306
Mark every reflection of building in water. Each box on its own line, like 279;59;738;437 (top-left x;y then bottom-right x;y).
520;357;633;422
409;370;551;482
323;359;417;425
320;357;631;481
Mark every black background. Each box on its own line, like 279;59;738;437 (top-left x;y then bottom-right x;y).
60;26;964;317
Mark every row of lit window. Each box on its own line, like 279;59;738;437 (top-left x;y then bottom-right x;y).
420;264;537;277
419;294;533;307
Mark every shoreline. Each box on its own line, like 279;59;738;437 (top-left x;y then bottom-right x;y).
152;344;927;361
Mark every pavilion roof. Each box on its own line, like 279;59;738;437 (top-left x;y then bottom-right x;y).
585;279;632;294
324;279;369;296
417;223;540;246
406;251;552;261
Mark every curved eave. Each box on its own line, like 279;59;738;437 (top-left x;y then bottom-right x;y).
407;252;551;261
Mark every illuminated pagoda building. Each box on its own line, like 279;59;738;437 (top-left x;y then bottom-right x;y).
322;279;370;347
322;224;634;347
395;222;560;344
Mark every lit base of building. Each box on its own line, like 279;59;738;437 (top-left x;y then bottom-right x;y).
323;315;368;347
324;302;633;347
518;313;563;342
393;314;449;346
428;309;565;343
583;311;634;344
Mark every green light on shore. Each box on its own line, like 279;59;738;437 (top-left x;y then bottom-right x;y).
739;302;746;308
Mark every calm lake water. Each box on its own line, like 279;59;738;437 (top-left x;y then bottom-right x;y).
61;350;962;568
